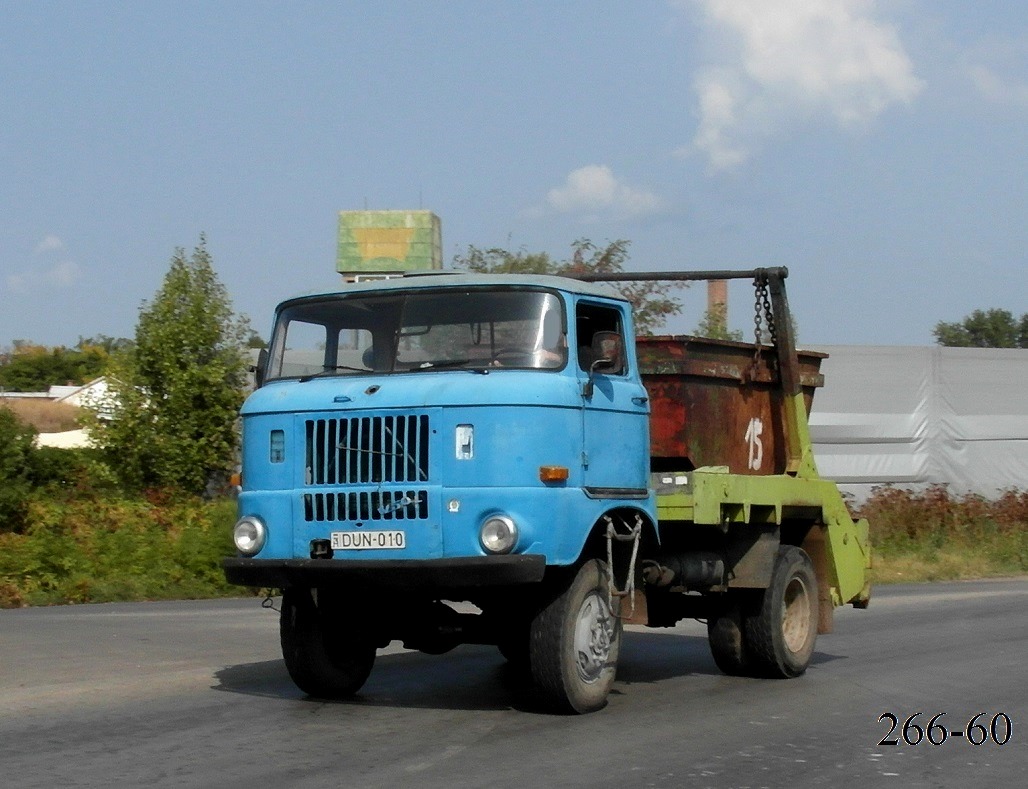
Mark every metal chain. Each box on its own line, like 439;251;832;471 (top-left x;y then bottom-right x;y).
762;282;778;347
749;274;778;383
604;514;643;619
750;276;766;382
261;590;281;612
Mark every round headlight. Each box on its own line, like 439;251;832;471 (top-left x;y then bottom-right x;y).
480;515;518;555
233;515;267;556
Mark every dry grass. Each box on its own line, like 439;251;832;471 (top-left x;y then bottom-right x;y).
1;399;82;432
870;550;1015;584
858;485;1028;583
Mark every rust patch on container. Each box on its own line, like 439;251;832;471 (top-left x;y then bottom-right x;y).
638;335;824;476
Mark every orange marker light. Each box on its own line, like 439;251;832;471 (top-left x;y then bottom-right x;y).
539;465;570;482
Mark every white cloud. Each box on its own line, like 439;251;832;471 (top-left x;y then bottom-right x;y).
690;69;749;171
681;0;924;170
2;235;82;293
46;261;82;287
34;235;66;255
544;165;662;218
968;64;1028;109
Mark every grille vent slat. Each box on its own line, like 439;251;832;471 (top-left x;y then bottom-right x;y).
302;414;430;523
303;490;429;523
305;415;429;486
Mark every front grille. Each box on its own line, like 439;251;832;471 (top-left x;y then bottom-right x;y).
305;414;430;486
303;489;429;522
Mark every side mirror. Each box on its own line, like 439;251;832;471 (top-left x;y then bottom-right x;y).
253;348;269;388
582;357;613;399
581;331;623;399
591;331;624;372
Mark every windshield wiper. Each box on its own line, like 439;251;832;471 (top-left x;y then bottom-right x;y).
405;359;493;374
407;359;472;370
298;364;367;382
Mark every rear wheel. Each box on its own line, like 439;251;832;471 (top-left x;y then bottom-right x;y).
280;587;377;698
529;560;622;713
744;546;818;678
707;594;754;676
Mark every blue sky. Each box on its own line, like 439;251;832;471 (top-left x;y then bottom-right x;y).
2;1;1025;347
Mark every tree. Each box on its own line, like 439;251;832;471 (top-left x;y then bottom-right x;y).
694;303;744;342
933;308;1028;348
91;236;250;494
77;335;134;355
456;239;686;335
244;329;268;349
0;342;112;392
452;239;682;335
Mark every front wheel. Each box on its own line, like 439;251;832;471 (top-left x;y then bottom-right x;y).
280;587;377;698
529;560;622;713
744;546;819;678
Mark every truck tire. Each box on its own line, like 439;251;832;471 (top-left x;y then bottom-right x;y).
707;595;754;676
497;620;531;667
529;560;622;713
280;587;376;698
744;546;818;678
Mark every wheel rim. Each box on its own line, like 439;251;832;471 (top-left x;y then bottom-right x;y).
781;575;812;653
573;591;615;683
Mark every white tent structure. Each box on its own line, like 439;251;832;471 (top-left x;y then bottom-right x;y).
807;346;1028;502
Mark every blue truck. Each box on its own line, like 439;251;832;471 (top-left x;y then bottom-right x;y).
223;267;870;713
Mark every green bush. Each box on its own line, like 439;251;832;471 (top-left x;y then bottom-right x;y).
27;446;118;492
0;408;36;533
0;492;246;608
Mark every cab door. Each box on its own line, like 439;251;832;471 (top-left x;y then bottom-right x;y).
574;300;650;494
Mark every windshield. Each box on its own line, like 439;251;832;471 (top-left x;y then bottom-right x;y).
265;288;567;381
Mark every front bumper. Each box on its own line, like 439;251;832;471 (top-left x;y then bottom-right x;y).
222;554;547;591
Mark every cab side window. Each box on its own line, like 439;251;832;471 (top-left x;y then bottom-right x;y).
576;303;626;374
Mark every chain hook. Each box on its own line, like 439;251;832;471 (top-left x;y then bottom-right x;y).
260;590;281;612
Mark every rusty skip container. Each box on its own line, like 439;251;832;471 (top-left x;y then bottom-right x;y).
637;335;826;476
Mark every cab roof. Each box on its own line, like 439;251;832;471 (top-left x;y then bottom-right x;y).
280;271;628;306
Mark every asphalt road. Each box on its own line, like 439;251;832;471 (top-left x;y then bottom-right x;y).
1;579;1025;788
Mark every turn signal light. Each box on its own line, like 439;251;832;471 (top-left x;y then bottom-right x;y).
539;465;569;482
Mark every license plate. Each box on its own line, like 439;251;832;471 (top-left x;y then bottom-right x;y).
330;530;406;550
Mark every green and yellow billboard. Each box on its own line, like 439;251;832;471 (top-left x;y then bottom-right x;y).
337;210;442;277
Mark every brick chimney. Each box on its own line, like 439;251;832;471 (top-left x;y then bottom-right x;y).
707;279;728;331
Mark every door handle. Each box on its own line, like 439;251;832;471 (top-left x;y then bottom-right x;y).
632;396;649;406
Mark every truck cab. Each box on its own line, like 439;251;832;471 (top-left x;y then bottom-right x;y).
228;273;655;574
